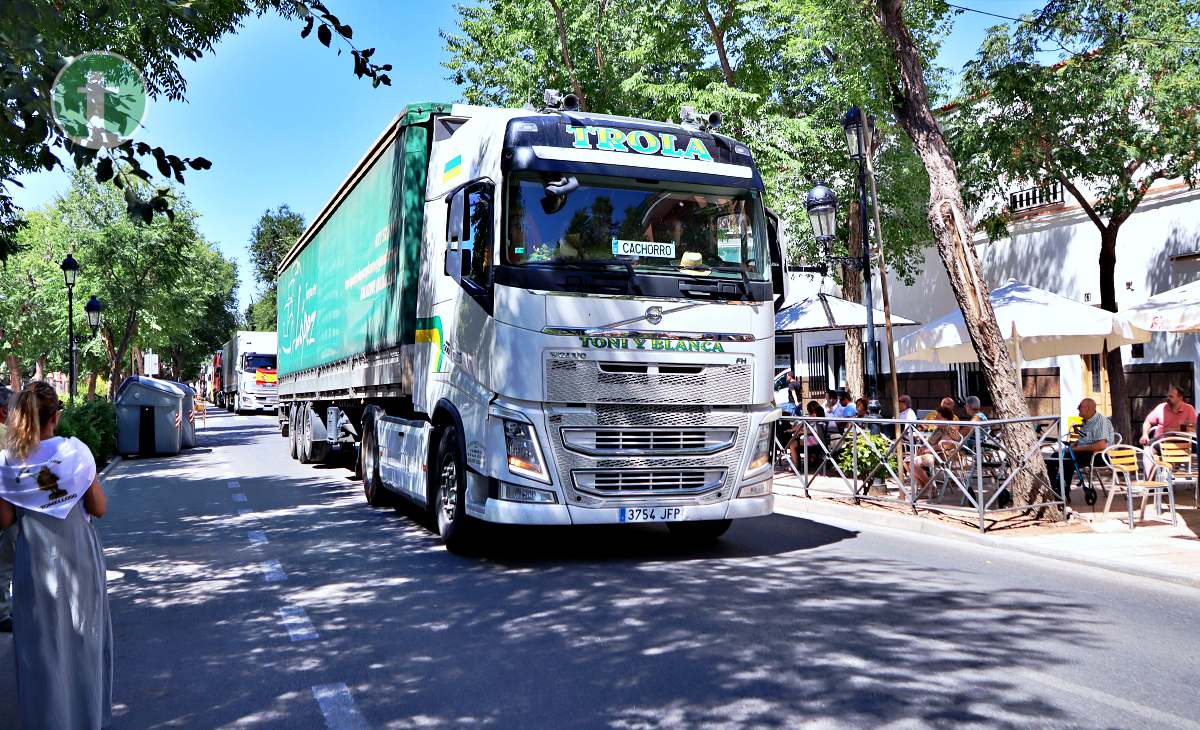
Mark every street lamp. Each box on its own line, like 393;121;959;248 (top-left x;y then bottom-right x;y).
805;183;838;241
60;253;79;288
85;296;103;338
60;254;80;400
843;106;867;161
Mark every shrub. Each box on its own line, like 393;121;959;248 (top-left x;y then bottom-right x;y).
57;399;117;467
836;431;898;480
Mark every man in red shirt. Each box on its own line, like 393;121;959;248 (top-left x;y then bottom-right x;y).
1139;385;1197;445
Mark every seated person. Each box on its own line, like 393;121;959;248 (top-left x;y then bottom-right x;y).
1046;398;1113;494
1139;385;1196;445
854;397;868;418
921;396;959;431
961;395;988;450
787;401;828;469
897;394;918;423
909;404;963;489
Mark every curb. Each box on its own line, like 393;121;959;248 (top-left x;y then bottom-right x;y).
99;455;122;480
775;490;1200;591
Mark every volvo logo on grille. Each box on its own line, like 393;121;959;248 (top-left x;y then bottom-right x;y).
645;306;663;325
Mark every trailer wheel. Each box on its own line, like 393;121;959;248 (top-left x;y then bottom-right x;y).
666;519;732;544
433;427;477;553
360;407;394;507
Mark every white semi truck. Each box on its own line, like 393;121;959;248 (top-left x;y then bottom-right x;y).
277;100;787;550
218;331;278;414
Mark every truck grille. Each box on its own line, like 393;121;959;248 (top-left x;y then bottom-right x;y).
573;468;725;497
545;358;752;405
561;427;736;456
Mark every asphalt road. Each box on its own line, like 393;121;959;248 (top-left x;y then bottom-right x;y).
2;408;1199;729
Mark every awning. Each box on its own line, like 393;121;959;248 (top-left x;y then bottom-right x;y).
1121;280;1200;334
775;292;918;333
896;279;1151;363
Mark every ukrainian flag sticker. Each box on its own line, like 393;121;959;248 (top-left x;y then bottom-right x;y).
443;154;462;184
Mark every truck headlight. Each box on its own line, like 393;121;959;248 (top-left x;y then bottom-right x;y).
743;423;773;478
502;419;550;483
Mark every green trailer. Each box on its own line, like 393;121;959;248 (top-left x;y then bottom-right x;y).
277;102;450;391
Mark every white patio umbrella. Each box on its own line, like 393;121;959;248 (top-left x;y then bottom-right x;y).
775;292;918;333
1121;280;1200;333
896;279;1151;363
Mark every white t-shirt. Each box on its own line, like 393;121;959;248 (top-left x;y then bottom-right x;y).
899;408;918;423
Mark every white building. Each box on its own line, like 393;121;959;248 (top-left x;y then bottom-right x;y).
781;178;1200;427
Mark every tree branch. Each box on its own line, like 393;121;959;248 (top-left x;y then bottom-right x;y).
1056;173;1108;233
700;2;736;88
594;0;608;70
546;0;588;110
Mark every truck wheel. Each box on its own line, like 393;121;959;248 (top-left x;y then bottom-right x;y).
667;519;732;544
360;408;394;507
288;407;299;460
433;427;476;553
298;403;314;464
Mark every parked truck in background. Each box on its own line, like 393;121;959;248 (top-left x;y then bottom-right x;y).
218;331;278;414
276;100;787;551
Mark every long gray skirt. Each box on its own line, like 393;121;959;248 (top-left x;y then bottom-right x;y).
13;503;113;729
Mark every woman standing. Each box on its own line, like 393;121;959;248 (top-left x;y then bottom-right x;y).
0;382;112;729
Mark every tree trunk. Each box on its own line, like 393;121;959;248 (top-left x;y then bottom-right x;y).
86;371;98;401
5;355;21;389
1098;226;1130;439
876;0;1059;517
843;199;866;400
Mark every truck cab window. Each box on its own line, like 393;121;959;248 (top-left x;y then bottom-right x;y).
465;185;493;286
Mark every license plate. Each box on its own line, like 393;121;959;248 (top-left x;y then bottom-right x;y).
620;507;685;523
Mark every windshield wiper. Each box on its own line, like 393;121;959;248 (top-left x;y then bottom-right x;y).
685;263;754;298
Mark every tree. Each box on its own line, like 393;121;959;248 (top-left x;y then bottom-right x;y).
0;212;73;385
866;0;1058;515
245;205;306;330
0;0;390;260
951;0;1200;438
50;169;234;397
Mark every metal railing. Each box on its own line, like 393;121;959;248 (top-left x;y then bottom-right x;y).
774;415;1067;533
1008;182;1064;213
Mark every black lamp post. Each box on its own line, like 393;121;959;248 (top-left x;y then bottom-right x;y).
801;106;882;418
60;254;80;400
844;106;880;418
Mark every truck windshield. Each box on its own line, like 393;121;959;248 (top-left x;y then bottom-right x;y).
242;354;276;372
503;175;768;280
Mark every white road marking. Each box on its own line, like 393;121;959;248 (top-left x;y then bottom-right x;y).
247;530;268;546
1018;668;1200;730
260;560;287;582
231;493;247;503
311;684;368;730
228;480;240;489
279;605;318;641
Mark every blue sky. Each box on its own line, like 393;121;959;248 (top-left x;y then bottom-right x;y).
12;1;1046;311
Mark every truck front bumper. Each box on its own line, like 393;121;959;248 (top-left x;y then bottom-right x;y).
481;492;773;526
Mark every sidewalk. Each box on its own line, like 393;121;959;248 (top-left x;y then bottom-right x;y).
774;476;1200;590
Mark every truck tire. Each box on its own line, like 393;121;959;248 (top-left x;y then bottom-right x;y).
298;403;329;465
432;427;477;553
360;407;394;507
667;519;732;544
298;403;313;463
288;407;299;460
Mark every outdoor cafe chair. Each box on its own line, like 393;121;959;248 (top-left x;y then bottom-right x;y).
1150;435;1198;503
1100;445;1177;530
